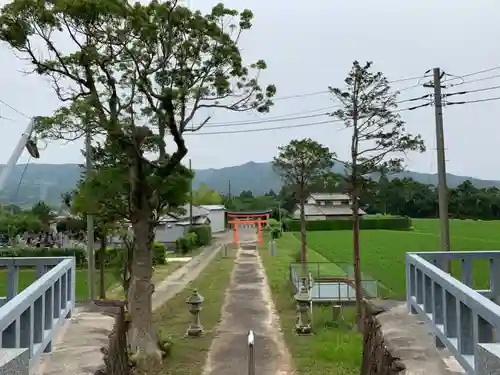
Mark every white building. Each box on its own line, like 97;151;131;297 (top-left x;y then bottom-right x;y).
200;205;226;233
155;204;211;244
293;193;366;221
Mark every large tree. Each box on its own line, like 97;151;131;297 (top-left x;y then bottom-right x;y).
65;141;192;299
0;0;275;369
329;61;425;329
273;139;335;276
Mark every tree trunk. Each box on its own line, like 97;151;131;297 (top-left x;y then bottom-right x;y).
352;193;364;331
127;157;162;372
99;236;107;300
128;214;162;370
299;195;308;282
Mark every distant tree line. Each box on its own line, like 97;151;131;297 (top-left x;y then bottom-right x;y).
222;175;500;221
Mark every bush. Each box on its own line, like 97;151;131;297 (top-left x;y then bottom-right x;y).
285;216;412;231
0;247;87;266
265;218;279;230
188;225;212;246
176;232;198;254
271;227;282;239
153;242;167;265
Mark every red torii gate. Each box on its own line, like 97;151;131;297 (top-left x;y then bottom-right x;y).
227;210;272;244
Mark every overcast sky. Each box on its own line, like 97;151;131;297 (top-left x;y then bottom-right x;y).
0;0;499;180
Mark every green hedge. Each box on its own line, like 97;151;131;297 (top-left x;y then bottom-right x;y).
0;247;87;265
152;242;167;265
0;244;168;267
176;232;198;254
271;227;282;239
188;225;212;246
285;216;411;231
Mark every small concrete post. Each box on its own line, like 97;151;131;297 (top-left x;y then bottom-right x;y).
294;285;312;334
186;289;204;336
268;240;276;256
247;330;255;375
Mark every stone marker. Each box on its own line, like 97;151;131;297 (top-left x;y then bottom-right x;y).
186;289;204;336
295;285;312;334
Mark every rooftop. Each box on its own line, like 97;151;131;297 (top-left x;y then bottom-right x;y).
200;204;226;211
294;204;365;216
310;193;350;201
227;209;273;215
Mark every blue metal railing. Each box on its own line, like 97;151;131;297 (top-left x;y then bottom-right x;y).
0;257;76;373
406;251;500;375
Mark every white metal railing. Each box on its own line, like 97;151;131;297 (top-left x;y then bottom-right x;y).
0;257;75;373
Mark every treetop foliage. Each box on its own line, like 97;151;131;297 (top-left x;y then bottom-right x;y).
0;0;276;168
273;138;336;196
330;61;425;177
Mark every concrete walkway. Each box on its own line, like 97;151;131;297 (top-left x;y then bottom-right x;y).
34;234;231;375
202;232;295;375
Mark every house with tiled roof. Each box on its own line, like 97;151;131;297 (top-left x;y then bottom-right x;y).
292;193;366;221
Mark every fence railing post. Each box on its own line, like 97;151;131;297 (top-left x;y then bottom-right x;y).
248;330;255;375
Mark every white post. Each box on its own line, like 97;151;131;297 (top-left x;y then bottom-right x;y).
0;118;36;193
247;330;255;375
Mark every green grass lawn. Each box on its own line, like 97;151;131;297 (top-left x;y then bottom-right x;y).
261;234;362;375
0;268;118;301
414;218;500;243
297;218;500;299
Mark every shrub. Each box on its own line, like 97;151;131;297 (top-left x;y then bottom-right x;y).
266;218;279;229
285;216;412;231
176;232;198;254
271;227;282;239
152;242;167;265
188;225;212;246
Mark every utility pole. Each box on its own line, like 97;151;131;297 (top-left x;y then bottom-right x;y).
85;129;96;300
278;201;282;232
189;158;193;228
428;68;451;254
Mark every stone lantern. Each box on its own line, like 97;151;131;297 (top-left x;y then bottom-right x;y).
186;289;204;336
294;285;312;334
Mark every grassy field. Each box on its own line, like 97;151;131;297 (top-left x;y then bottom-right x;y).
296;218;500;299
0;268;118;301
261;234;362;375
152;252;235;375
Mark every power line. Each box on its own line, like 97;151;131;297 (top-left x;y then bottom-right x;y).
203;106;335;127
446;95;500;106
446;66;500;81
270;75;426;101
14;156;32;201
204;112;329;128
203;93;432;128
445;73;500;88
389;75;428;84
0;99;30;119
443;84;500;98
0;115;16;122
186;103;431;136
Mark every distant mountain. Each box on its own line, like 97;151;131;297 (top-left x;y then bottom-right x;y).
193;161;500;195
0;164;83;208
1;162;499;207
